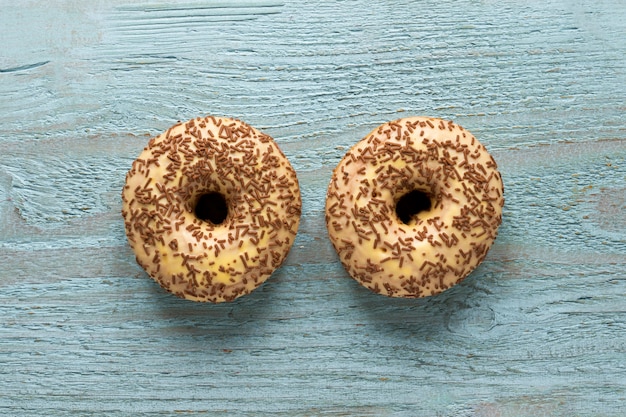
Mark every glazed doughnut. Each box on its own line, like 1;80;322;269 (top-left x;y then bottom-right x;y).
122;116;301;302
325;117;504;298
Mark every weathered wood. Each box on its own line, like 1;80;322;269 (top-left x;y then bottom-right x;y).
1;0;625;415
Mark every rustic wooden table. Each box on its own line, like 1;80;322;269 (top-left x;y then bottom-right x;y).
1;0;625;416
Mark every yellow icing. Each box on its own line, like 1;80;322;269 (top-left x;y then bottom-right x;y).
325;116;504;298
122;116;302;302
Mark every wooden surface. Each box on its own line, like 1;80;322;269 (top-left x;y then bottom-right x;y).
1;0;625;415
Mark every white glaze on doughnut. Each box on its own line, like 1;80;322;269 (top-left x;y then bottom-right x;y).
122;116;301;302
325;117;504;298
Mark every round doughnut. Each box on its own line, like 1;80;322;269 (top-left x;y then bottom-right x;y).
325;116;504;298
122;116;301;302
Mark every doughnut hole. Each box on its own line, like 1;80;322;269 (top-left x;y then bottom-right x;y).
395;190;432;224
195;192;228;225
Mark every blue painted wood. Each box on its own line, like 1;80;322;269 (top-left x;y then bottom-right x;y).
1;0;625;415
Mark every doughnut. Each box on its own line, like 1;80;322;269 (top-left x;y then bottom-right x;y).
325;117;504;298
122;116;301;302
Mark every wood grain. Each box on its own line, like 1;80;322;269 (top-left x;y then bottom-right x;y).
1;0;625;415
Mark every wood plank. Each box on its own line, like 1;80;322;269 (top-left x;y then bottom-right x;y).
1;0;625;415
